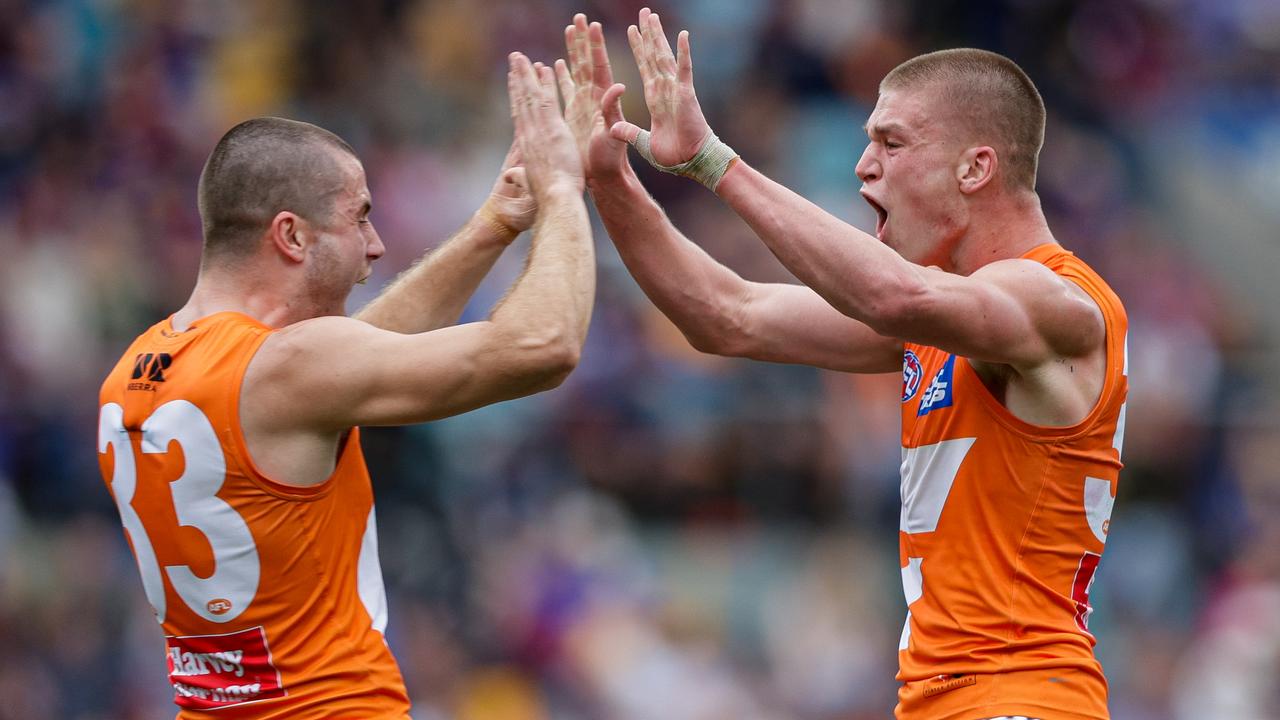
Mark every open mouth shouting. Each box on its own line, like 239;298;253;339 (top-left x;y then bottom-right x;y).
861;191;888;240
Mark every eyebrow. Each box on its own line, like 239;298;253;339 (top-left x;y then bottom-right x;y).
864;121;910;138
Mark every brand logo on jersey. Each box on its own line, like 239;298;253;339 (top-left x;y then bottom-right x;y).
129;353;172;391
206;598;232;616
902;351;923;402
131;353;172;381
167;626;285;709
917;355;956;416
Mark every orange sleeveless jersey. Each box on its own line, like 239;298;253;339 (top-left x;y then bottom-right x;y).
895;245;1127;720
97;312;411;719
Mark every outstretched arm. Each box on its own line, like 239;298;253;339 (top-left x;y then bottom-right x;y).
246;54;594;433
558;13;901;372
613;9;1102;370
354;141;536;333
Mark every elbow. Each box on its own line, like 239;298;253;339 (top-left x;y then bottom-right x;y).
684;326;728;355
519;330;582;391
855;280;932;338
537;340;581;390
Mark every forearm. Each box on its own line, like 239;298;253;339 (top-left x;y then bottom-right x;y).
715;160;922;330
491;187;595;350
354;211;514;333
588;170;750;354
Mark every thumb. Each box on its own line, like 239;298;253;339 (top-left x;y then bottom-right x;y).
503;166;527;187
610;121;643;144
601;82;627;126
497;166;528;197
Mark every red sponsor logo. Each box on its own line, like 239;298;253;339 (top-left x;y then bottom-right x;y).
165;626;285;709
207;598;232;615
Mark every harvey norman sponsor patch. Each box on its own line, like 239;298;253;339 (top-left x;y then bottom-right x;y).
166;626;285;709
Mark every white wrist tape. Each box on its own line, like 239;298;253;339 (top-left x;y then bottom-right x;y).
631;130;739;191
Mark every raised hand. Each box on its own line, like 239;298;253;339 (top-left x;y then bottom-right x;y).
507;52;584;199
479;139;535;238
554;13;631;182
612;8;712;167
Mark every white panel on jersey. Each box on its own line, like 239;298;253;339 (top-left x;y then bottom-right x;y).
899;557;923;651
1083;477;1115;544
1112;334;1128;458
357;506;389;634
900;437;976;533
144;400;260;623
100;402;167;623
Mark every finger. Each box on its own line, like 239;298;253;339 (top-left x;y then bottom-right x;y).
511;53;540;130
610;120;643;144
601;82;627;126
537;63;557;93
588;21;613;89
647;12;678;76
636;8;660;78
535;62;560;110
500;138;521;171
564;24;579;74
502;166;528;191
676;30;693;85
507;54;525;129
554;59;574;104
627;24;653;86
573;14;592;87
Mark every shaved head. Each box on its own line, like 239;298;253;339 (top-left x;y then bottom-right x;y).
882;49;1045;190
197;117;358;260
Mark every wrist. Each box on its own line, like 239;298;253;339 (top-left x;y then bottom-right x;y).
473;203;520;246
534;179;585;203
586;164;635;195
632;130;738;191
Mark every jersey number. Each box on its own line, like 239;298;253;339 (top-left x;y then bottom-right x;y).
98;401;260;624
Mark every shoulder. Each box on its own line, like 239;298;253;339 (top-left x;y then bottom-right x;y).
971;258;1104;358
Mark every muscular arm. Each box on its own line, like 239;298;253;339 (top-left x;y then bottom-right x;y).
558;13;899;373
251;185;592;430
355;143;534;333
353;210;515;333
240;54;594;486
714;161;1102;368
612;9;1102;371
589;169;901;373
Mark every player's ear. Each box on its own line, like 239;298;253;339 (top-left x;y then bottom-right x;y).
267;211;308;263
956;146;997;195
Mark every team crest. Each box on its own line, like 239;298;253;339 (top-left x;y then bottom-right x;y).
917;355;956;416
902;351;923;403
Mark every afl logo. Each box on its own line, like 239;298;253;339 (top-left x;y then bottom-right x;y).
902;351;923;403
207;598;233;616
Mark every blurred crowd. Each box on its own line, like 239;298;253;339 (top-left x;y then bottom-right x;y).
1;0;1279;718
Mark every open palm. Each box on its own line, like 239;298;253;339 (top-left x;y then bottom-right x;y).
619;8;711;166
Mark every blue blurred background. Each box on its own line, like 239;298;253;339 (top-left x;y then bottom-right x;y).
1;0;1278;718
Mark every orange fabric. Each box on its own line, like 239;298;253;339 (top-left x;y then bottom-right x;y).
895;245;1127;720
97;312;410;719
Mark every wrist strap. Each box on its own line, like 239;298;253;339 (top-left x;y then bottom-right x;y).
476;205;520;242
631;130;739;191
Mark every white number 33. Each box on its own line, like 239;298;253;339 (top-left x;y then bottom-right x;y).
98;401;260;625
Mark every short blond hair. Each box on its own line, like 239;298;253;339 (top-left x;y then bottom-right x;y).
882;49;1045;190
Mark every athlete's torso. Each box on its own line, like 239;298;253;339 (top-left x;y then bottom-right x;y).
895;244;1128;720
97;312;410;719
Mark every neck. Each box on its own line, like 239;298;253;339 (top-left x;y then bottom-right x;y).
172;259;336;331
949;189;1055;276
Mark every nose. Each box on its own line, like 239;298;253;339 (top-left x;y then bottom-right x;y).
367;225;386;261
855;144;880;184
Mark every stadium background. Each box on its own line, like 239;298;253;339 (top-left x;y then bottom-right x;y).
1;0;1278;717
